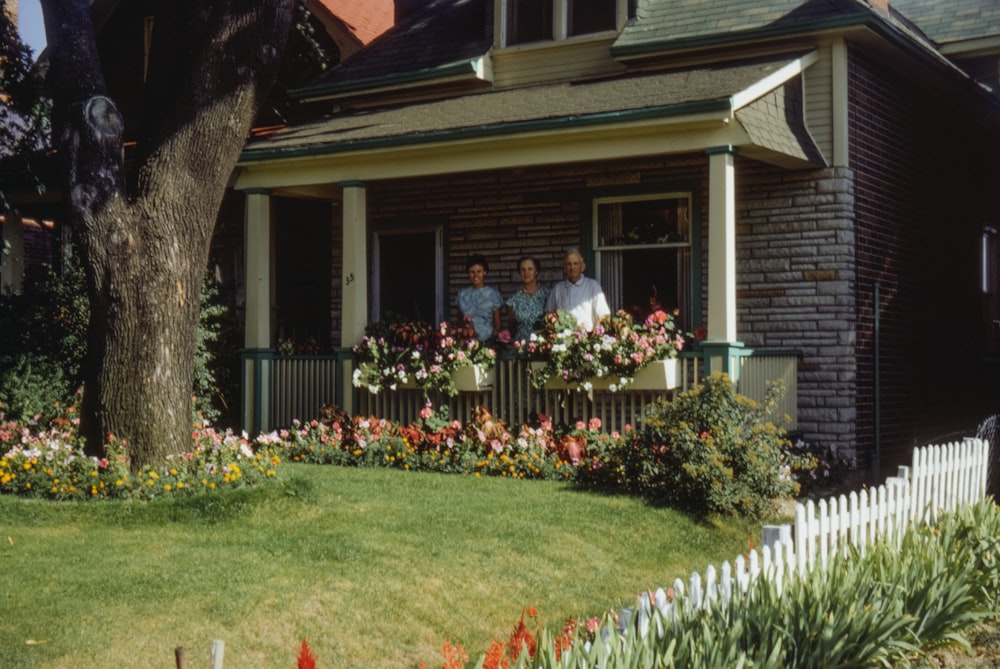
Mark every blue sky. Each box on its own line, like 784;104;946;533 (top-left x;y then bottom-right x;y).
17;0;46;57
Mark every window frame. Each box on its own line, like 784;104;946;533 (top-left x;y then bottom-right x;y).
371;226;445;326
591;191;695;327
497;0;626;48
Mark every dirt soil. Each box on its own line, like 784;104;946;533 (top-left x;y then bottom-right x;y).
919;622;1000;668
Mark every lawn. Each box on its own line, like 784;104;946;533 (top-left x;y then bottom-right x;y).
0;464;762;669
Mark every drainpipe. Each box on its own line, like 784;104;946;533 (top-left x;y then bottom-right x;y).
873;282;881;483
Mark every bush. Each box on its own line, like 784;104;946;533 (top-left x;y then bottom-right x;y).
0;262;88;422
0;261;241;428
621;373;812;518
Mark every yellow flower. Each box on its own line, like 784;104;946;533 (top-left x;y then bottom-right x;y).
164;484;172;492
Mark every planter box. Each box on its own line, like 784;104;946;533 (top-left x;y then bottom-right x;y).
358;363;493;392
451;364;495;391
530;359;679;391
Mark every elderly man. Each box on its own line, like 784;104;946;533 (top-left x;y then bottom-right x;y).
545;248;611;331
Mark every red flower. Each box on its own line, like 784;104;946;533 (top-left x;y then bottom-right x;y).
297;639;316;669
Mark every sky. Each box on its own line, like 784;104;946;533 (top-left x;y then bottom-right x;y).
17;0;46;57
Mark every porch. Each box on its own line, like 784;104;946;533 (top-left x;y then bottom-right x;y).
244;349;799;434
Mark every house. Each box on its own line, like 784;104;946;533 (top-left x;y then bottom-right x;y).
231;0;1000;478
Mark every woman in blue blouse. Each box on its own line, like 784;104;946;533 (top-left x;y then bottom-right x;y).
458;254;503;342
506;255;550;344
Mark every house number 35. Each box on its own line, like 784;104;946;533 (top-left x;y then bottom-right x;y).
345;272;355;286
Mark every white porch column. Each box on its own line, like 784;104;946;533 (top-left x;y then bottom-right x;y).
242;189;274;433
703;146;744;378
340;181;369;414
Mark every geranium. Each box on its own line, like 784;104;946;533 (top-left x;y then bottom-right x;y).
523;308;684;391
352;317;496;397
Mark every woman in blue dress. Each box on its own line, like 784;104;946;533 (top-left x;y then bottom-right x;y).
457;254;503;342
506;255;550;344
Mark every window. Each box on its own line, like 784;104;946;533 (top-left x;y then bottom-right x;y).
568;0;617;37
503;0;619;46
593;193;693;327
372;228;444;325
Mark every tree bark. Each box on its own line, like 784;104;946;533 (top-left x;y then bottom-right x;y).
40;0;294;468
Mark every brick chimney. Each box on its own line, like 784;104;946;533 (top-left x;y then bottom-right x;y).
868;0;890;18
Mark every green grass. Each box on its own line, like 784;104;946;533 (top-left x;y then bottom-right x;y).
0;464;762;669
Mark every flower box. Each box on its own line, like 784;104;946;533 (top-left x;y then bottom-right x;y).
358;363;493;392
531;359;679;391
451;364;495;391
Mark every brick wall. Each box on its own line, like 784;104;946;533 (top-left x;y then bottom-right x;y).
367;156;706;322
736;163;857;459
849;47;999;473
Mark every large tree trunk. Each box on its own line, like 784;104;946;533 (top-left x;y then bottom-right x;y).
41;0;294;468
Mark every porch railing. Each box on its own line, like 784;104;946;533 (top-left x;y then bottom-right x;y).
264;350;799;433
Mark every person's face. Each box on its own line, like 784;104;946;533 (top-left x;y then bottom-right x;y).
518;260;538;285
468;263;486;288
563;253;585;283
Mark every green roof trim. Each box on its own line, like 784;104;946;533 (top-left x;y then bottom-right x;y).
240;98;733;164
289;58;485;101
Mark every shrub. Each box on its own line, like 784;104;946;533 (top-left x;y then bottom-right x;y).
0;262;88;422
622;373;812;518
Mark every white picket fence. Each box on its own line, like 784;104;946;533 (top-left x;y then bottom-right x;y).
631;438;993;627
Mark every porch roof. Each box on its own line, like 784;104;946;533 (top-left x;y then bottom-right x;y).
237;51;824;188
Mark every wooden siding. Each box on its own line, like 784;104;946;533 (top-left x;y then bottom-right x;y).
803;41;834;163
491;36;625;89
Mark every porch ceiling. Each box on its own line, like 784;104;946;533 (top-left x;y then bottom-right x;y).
236;51;824;191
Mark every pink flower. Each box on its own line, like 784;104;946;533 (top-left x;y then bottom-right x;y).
498;330;512;343
420;406;433;420
575;421;586;431
490;439;504;453
588;417;601;431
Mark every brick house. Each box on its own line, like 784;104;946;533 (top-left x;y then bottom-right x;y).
231;0;1000;476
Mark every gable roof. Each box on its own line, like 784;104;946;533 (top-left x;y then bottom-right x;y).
240;51;823;176
295;0;491;100
890;0;1000;46
613;0;873;56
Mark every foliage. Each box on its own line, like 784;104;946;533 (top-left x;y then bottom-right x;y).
788;437;854;498
613;373;813;518
1;403;281;501
0;5;50;177
194;277;241;428
0;262;88;422
522;308;684;392
0;262;239;428
352;318;497;396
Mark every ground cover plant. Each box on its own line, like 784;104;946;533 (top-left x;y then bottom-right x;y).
0;463;761;669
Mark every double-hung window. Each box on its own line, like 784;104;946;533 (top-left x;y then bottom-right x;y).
503;0;620;46
593;193;693;327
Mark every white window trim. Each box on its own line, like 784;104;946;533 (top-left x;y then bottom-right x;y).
592;191;694;318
